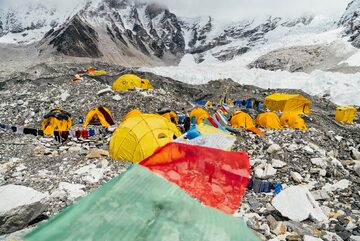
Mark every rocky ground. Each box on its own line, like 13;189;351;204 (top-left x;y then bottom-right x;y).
248;44;360;74
0;63;359;241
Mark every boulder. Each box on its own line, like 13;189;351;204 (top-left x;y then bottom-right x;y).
0;185;47;234
322;179;350;192
254;163;277;179
271;186;328;222
311;158;328;167
304;236;322;241
290;171;303;183
272;159;287;168
267;144;281;154
58;182;86;201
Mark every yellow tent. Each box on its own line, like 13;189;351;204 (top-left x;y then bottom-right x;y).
112;74;139;91
41;109;72;135
230;111;254;129
205;101;212;107
190;108;210;124
255;112;282;129
112;74;154;91
335;106;357;124
160;111;178;125
83;107;115;128
140;79;154;90
264;93;310;114
122;109;142;122
280;113;307;130
109;114;181;163
229;111;265;137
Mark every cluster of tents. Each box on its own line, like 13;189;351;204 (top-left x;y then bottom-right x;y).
73;70;155;92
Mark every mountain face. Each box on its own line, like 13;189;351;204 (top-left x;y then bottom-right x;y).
339;0;360;48
0;0;359;67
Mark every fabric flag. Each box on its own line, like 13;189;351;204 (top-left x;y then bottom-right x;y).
140;142;251;214
25;165;258;241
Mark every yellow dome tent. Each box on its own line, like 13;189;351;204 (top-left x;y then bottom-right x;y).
159;111;178;125
335;106;357;124
264;93;310;115
140;79;154;90
41;109;72;135
229;111;265;137
280;113;307;130
109;114;181;163
122;109;142;122
230;111;254;129
83;107;115;128
190;108;210;124
112;74;139;91
112;74;154;91
255;112;282;129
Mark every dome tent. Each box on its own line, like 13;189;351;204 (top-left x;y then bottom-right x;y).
190;108;210;125
112;74;154;91
280;112;307;130
41;109;72;135
83;106;115;128
255;112;282;129
109;114;181;163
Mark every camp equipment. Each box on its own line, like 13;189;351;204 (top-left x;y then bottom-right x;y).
41;109;72;135
83;107;115;128
229;111;265;137
112;74;153;91
141;142;251;214
109;114;181;163
86;67;107;76
255;112;282;129
190;108;210;125
158;110;178;125
335;106;357;124
25;164;258;241
280;113;307;130
175;123;236;150
264;93;310;114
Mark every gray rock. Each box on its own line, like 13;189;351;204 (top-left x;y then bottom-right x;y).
0;185;48;234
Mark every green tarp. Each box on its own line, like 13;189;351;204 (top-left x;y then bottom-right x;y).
26;165;259;241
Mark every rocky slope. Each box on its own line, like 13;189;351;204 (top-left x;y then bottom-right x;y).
0;63;359;240
340;0;360;48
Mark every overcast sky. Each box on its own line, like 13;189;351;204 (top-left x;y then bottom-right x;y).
150;0;351;20
0;0;351;21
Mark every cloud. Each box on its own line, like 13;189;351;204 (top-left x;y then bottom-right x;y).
0;0;351;22
149;0;351;21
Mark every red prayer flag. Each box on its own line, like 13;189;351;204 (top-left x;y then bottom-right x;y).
140;142;251;214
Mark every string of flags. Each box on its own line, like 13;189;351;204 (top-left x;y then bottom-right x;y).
0;123;111;142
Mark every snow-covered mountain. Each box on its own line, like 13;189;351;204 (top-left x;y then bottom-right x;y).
339;0;360;48
0;0;359;67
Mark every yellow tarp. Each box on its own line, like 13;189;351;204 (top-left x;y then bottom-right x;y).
335;106;357;124
255;112;282;129
190;108;210;124
109;114;181;163
112;74;154;91
83;107;114;128
264;93;310;114
280;113;307;130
